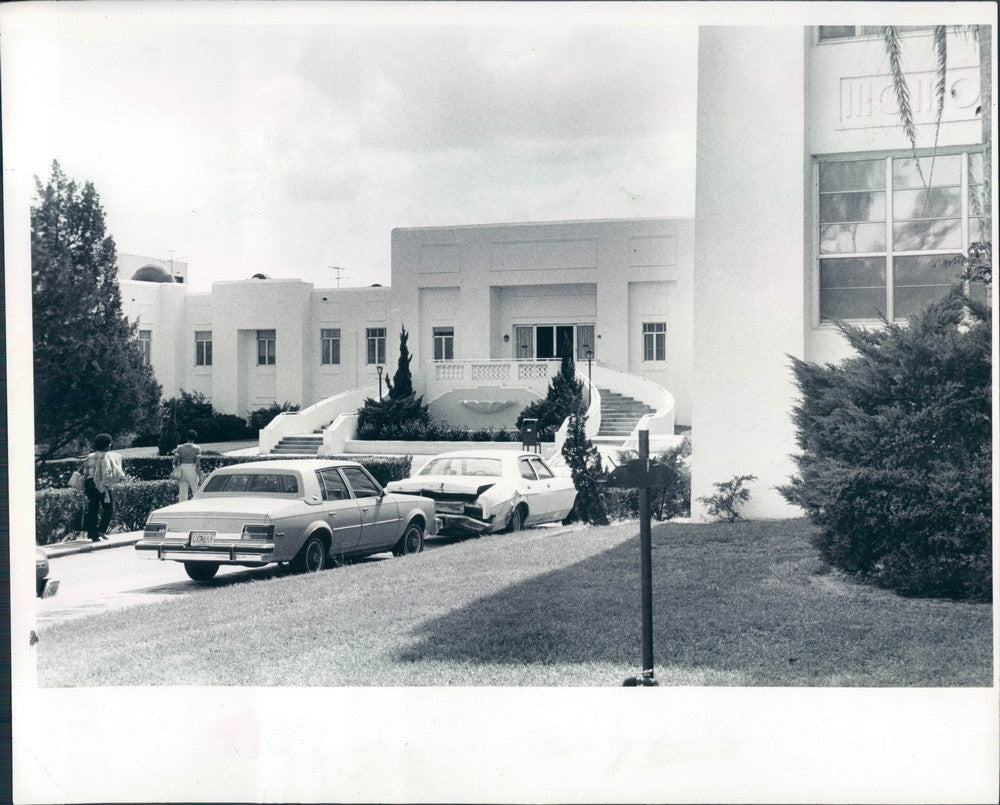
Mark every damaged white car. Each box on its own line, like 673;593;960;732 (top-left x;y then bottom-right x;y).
385;450;577;535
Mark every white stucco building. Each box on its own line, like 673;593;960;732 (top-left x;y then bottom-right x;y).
119;25;989;519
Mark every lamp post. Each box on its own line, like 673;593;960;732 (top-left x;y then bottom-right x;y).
585;347;593;400
376;364;384;401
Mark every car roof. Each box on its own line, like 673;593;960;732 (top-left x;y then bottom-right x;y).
210;459;363;473
424;450;542;461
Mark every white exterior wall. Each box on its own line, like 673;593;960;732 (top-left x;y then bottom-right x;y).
391;218;694;425
692;26;809;520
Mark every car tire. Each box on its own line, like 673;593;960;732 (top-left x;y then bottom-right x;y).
392;522;424;556
184;562;219;582
291;535;327;574
505;505;525;533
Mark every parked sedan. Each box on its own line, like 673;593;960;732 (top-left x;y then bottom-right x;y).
385;450;577;535
136;459;438;581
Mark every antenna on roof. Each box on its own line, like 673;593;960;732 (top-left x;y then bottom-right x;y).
329;265;349;289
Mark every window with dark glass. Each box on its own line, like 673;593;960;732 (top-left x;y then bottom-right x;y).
195;331;212;366
432;326;454;361
366;327;386;365
257;329;276;365
818;25;934;41
138;330;152;366
642;323;666;361
321;328;341;365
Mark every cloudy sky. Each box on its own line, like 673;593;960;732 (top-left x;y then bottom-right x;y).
6;3;699;291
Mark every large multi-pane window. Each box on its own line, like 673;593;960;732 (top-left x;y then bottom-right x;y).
642;322;666;361
366;327;386;365
432;326;454;361
195;331;212;366
818;151;985;322
138;330;152;366
256;329;276;365
321;328;341;365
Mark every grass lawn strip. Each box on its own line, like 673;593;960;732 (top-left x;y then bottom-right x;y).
37;519;992;686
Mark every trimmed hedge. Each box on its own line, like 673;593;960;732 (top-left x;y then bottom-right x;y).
37;454;413;490
35;480;179;545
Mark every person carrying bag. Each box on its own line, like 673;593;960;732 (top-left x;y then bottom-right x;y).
81;433;125;542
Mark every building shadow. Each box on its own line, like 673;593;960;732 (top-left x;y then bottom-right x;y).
395;520;993;686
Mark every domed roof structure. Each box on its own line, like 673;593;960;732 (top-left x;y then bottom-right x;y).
131;264;175;283
250;273;271;280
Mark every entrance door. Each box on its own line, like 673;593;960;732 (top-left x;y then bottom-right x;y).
514;326;533;359
535;325;574;359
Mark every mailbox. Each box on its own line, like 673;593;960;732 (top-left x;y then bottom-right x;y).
520;418;539;452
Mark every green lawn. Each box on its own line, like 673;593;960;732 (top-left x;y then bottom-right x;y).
37;518;992;686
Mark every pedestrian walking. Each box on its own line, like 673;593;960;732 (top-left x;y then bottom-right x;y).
172;430;203;501
82;433;125;542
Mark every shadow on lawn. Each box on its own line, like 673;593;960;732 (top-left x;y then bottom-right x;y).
397;520;993;686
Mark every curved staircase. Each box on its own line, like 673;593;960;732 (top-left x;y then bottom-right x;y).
593;389;656;445
270;427;326;455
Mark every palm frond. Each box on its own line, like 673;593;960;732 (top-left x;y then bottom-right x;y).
933;26;947;121
882;27;918;150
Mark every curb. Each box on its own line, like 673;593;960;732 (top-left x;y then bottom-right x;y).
41;533;142;559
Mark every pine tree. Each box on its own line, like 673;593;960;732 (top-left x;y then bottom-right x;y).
516;340;585;438
32;161;161;462
561;414;609;525
385;325;415;399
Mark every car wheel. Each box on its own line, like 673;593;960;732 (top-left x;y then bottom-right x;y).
393;522;424;556
291;535;327;574
505;505;525;533
184;562;219;582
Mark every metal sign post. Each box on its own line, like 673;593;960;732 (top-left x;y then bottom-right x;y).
605;429;675;687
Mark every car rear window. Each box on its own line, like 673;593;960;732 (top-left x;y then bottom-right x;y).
418;457;503;477
203;472;299;494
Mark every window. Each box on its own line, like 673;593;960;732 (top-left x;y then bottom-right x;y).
433;326;454;361
195;331;212;366
535;325;574;359
340;466;382;498
528;457;555;479
366;327;386;365
257;329;276;365
317;468;349;501
518;458;537;480
818;26;933;41
576;325;595;361
818;151;985;322
138;330;152;366
203;472;299;495
418;457;503;477
321;328;341;365
642;323;666;361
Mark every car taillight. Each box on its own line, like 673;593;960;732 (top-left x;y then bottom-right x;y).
143;523;167;539
241;524;274;540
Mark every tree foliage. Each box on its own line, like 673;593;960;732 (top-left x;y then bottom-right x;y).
779;289;991;601
516;348;585;439
32;160;161;462
356;326;430;438
560;414;608;525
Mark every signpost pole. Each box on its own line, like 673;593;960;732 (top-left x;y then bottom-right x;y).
637;429;656;685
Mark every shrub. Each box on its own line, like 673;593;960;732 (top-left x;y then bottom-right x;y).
516;349;584;438
356;395;431;439
135;390;257;450
698;474;757;522
604;439;692;522
35;480;179;544
779;290;991;602
248;402;300;432
560;414;608;525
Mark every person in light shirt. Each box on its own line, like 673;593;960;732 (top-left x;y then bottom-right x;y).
172;430;203;501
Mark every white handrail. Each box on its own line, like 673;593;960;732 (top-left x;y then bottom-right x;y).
259;383;378;453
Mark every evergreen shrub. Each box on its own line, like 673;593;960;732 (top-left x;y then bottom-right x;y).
560;414;608;525
779;290;991;602
516;350;584;441
604;439;692;522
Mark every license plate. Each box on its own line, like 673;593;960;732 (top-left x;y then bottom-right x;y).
190;531;216;546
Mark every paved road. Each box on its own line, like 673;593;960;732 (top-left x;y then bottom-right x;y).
35;530;487;626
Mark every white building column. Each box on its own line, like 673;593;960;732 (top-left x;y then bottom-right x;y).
691;26;808;519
